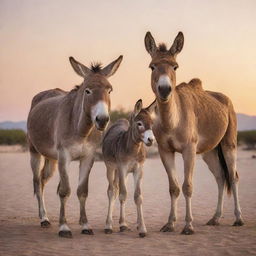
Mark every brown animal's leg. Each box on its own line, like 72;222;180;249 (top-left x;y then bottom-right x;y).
77;155;94;235
202;150;224;226
119;167;129;232
181;145;196;235
158;147;180;232
105;164;118;234
133;166;147;238
57;150;72;238
221;144;244;226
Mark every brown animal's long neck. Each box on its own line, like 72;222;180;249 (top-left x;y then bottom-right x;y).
73;90;93;137
157;91;180;131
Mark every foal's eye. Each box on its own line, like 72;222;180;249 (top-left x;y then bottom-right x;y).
137;122;143;127
85;89;92;95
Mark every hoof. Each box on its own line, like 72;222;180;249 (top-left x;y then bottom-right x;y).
104;229;113;234
41;220;51;228
160;223;174;232
81;229;94;235
233;219;244;226
58;230;72;238
181;226;194;235
206;218;220;226
120;226;130;232
139;232;146;238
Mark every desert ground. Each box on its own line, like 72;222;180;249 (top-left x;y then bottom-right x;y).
0;149;256;256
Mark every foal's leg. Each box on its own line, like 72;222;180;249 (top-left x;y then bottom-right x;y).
38;159;57;227
105;164;118;234
221;145;244;226
77;154;94;235
133;165;147;237
119;167;129;231
57;149;72;238
202;150;225;225
181;145;196;235
158;147;180;232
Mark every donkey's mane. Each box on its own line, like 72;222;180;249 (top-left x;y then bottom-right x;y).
90;62;103;73
158;43;168;52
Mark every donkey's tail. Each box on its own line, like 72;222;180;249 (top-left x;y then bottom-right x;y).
217;144;232;196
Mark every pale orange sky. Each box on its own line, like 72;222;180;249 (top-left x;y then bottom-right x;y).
0;0;256;121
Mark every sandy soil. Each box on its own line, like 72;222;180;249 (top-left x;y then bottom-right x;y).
0;149;256;256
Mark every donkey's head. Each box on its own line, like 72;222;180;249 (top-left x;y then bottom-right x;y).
144;32;184;102
130;99;156;146
69;55;123;131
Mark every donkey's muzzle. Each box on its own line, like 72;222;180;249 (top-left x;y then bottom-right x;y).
95;115;109;131
158;85;171;100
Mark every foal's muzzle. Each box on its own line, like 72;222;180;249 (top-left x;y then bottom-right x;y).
95;115;109;131
158;85;171;101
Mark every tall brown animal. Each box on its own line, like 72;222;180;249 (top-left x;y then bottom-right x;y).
102;99;156;237
144;31;244;235
27;55;123;238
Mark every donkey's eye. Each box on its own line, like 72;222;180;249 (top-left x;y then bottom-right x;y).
173;65;178;71
137;122;143;127
108;88;112;94
85;89;92;95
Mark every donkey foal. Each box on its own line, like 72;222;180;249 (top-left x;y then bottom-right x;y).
102;99;156;237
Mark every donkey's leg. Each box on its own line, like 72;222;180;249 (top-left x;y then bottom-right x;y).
57;150;72;238
181;145;196;235
77;155;94;235
39;159;57;227
158;147;180;232
30;151;45;226
221;145;244;226
119;167;129;232
202;150;224;226
133;165;147;238
105;164;118;234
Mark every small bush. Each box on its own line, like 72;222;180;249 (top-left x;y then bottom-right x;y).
110;107;131;123
0;129;27;146
237;130;256;149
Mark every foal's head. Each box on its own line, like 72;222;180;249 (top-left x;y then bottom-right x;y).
130;99;156;146
69;55;123;131
144;32;184;102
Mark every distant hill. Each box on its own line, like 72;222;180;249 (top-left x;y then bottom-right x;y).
0;121;27;131
0;113;255;132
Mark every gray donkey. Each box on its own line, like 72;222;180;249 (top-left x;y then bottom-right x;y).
27;55;123;238
102;99;156;237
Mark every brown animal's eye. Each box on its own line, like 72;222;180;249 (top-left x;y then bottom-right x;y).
137;121;143;127
149;65;155;71
85;89;92;95
108;88;112;94
173;65;178;71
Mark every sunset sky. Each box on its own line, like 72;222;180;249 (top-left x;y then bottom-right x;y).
0;0;255;121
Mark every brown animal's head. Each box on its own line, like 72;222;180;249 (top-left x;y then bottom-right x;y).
69;55;123;131
130;99;156;146
144;31;184;101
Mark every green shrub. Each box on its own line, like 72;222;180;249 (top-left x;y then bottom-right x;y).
110;107;131;123
237;130;256;149
0;129;27;146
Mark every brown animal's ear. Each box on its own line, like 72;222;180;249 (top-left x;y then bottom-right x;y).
101;55;123;78
69;57;91;78
145;99;157;114
169;32;184;57
145;32;157;57
134;99;143;116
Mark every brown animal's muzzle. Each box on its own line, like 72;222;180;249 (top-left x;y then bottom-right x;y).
95;115;109;131
158;85;171;101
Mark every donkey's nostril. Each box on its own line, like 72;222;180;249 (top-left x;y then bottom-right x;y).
158;85;171;100
95;115;109;130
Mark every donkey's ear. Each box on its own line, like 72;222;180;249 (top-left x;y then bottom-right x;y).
69;57;91;78
101;55;123;78
145;99;157;114
145;32;157;57
169;32;184;57
134;99;143;116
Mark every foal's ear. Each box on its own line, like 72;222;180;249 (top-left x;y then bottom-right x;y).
101;55;123;78
144;32;157;57
145;99;157;114
134;99;143;116
69;57;91;78
169;32;184;57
